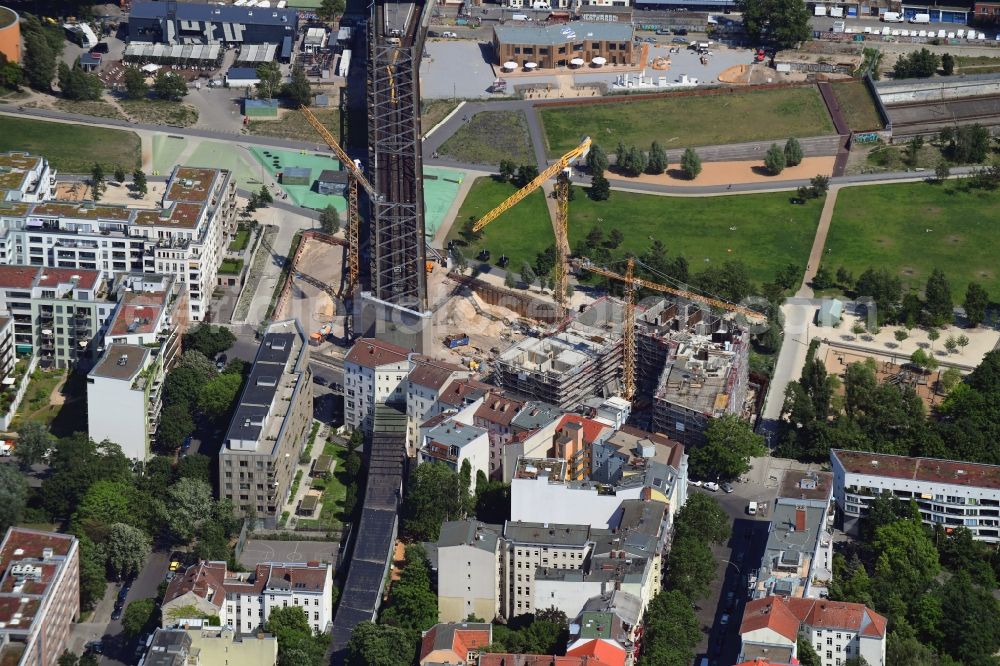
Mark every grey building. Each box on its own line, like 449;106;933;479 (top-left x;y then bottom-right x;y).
128;1;299;46
219;319;313;525
316;170;349;196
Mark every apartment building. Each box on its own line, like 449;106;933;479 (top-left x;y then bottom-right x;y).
0;162;236;322
434;521;503;623
0;152;56;203
739;596;887;666
418;416;489;490
161;560;333;635
752;472;834;601
474;392;526;479
0;316;14;381
0;528;80;666
419;623;492;666
502;521;593;618
343;337;410;434
140;624;278;666
0;265;115;368
550;414;613;481
831;449;1000;543
219;320;312;523
88;274;187;460
406;356;470;451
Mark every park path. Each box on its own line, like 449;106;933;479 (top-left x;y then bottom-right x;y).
796;184;841;298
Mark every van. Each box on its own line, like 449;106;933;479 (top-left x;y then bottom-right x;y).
910;12;931;23
882;11;903;22
511;13;529;21
748;501;758;515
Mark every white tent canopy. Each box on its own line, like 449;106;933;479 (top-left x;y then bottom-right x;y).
141;63;160;73
502;61;517;70
524;61;538;69
591;56;607;66
570;57;585;66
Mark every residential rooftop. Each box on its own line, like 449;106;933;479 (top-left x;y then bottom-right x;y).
832;449;1000;490
504;521;592;548
780;470;834;502
0;152;41;195
107;290;171;338
89;344;149;382
436;520;501;554
345;337;409;369
0;528;77;646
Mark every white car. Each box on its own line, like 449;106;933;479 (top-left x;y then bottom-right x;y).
720;613;730;625
704;481;720;492
689;479;703;487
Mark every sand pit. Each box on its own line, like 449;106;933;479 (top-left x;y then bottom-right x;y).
276;238;345;329
619;155;836;188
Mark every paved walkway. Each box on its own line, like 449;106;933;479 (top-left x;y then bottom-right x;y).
282;421;330;527
797;184;841;298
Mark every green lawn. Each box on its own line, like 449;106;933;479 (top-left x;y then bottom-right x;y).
830;80;883;132
0;117;141;173
822;182;1000;299
229;227;251;252
449;177;822;285
300;441;349;531
438;111;535;166
219;259;244;275
539;86;835;156
446;177;552;269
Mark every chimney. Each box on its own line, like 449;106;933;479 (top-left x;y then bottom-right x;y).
795;507;806;532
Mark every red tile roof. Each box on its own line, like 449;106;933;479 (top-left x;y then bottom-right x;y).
832;449;1000;490
566;640;627;666
163;561;227;610
741;596;887;644
478;655;614;666
345;338;410;369
557;414;611;445
0;266;38;290
419;623;492;663
474;393;525;427
37;268;99;291
736;660;799;666
408;356;467;391
438;378;493;407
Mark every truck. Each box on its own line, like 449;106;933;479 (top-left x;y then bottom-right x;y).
832;20;846;32
881;11;904;22
910;13;931;23
444;333;470;349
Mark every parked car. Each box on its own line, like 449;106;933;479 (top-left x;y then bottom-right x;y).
689;479;703;487
84;641;104;655
671;37;688;43
111;606;123;621
703;481;720;492
721;481;734;493
720;613;730;625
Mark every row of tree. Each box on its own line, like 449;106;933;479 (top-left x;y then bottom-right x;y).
255;62;314;107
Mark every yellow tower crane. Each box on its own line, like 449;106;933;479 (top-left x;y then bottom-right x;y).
473;137;591;307
301;105;381;294
578;257;767;401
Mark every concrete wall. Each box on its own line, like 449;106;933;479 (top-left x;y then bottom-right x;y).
876;75;1000;105
510;479;641;528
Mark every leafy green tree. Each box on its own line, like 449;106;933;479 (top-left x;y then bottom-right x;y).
79;654;98;666
924;269;953;326
963;282;989;327
937;570;1000;663
153;71;188;100
946;123;990;164
607;228;625;249
77;534;107;610
474;475;510;524
764;143;786;175
665;535;716;601
58;650;79;666
133;169;148;197
784;137;804;166
317;0;347;22
895;329;909;344
520;261;537;289
810;174;831;197
164;478;214;543
856;267;902;324
266;606;329;666
689;414;766;481
0;55;22;90
16;421;53;470
183;324;236;359
738;0;811;47
589;173;610;201
935;160;951;183
586;143;609;174
121;598;158;638
105;522;150;581
797;636;822;666
347;622;414;666
637;590;701;666
893;48;940;78
318;204;340;234
91;163;105;202
258;185;273;205
401;463;465;540
71;480;138;539
58;62;102;100
873;518;940;602
255;61;282;99
0;465;27;534
22;26;56;91
673;493;730;545
515;164;539;188
680;147;701;180
113;165;126;185
941;52;955;75
451;246;468;273
380;545;438;641
123;67;148;99
646;141;668;174
40;436;132;521
504;271;517;289
828;553;874;608
283;64;312;107
198;372;243;423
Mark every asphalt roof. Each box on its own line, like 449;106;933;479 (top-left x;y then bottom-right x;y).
89;344;148;381
494;21;633;47
131;1;297;26
833;449;1000;490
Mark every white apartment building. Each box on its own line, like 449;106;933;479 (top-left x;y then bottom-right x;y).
501;521;593;618
162;560;333;635
739;596;887;666
434;521;503;623
0;152;56;203
343;337;410;434
0;162;236;322
831;449;1000;543
406;356;470;451
418;416;489;490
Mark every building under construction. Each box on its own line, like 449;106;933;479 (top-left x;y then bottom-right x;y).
495;298;625;409
645;303;750;447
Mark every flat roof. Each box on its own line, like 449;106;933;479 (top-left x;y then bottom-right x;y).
165;167;220;204
107;290;170;338
130;1;298;26
832;449;1000;490
494;20;633;46
90;344;149;381
780;470;833;502
504;521;591;547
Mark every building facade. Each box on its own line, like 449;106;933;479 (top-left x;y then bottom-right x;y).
493;21;636;69
128;1;299;45
343;337;410;434
831;449;1000;543
434;522;503;623
418;417;490;490
0;528;80;666
141;624;278;666
0;153;55;203
219;320;312;522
